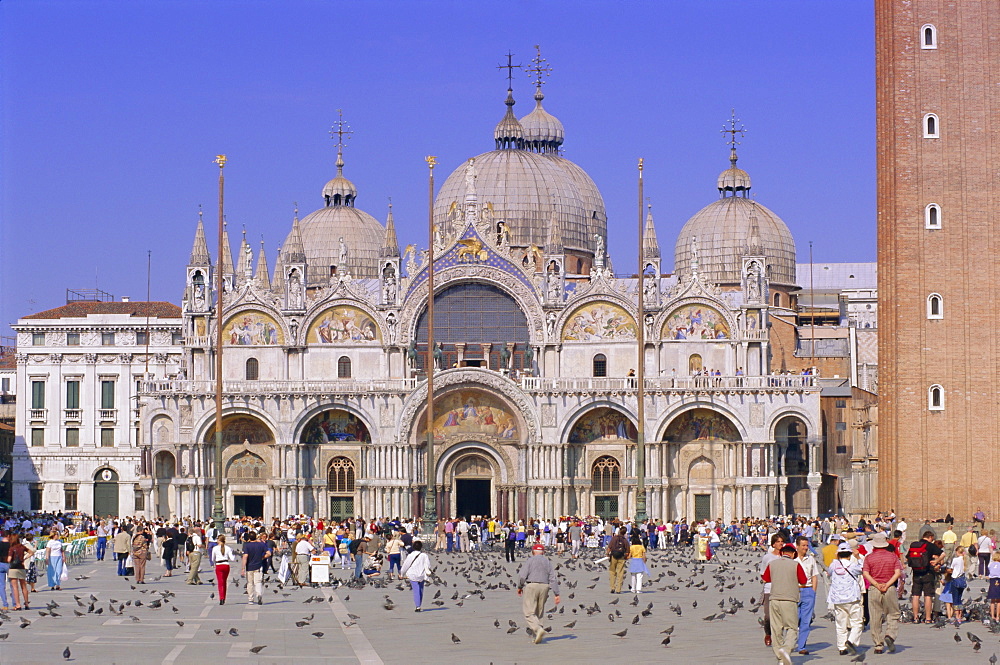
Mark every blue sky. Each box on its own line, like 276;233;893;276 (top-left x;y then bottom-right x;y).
0;0;874;331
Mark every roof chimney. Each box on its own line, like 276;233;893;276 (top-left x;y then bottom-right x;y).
121;296;130;302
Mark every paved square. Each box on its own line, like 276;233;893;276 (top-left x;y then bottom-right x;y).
0;544;994;664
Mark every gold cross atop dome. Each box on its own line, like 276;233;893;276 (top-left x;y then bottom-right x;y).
329;109;353;153
721;109;745;148
497;51;521;88
525;45;553;87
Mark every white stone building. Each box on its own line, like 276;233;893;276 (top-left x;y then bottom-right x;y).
11;298;183;515
135;74;828;523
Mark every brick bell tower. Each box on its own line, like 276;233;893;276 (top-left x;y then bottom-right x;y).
877;1;1000;519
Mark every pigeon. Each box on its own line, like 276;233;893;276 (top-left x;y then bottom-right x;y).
213;629;221;635
954;633;962;643
661;637;671;646
451;633;461;644
632;615;640;625
229;628;239;637
564;620;576;628
63;647;71;660
250;646;266;654
20;617;32;628
347;613;360;621
494;619;501;628
967;631;982;643
661;625;674;635
989;654;997;665
176;621;184;627
295;621;310;628
0;633;7;640
613;629;628;638
311;632;324;638
506;626;518;634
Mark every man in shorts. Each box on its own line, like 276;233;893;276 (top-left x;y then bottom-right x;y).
908;530;945;622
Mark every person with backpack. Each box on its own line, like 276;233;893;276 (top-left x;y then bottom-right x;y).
607;526;629;594
907;530;945;623
504;523;517;562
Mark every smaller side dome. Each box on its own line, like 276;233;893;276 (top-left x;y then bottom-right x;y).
322;152;357;206
520;87;564;153
717;148;751;194
494;88;524;149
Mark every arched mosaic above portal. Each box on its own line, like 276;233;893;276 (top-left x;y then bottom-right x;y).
203;415;275;446
301;409;372;444
562;302;636;341
568;408;637;444
420;390;518;442
307;306;380;344
223;310;283;345
662;304;730;340
663;408;741;443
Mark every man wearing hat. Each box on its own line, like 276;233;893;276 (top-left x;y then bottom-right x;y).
516;544;561;644
863;531;902;654
827;541;864;655
761;543;808;665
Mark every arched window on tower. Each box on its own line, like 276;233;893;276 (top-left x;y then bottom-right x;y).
245;358;259;381
925;203;941;229
327;456;356;493
337;356;352;379
773;292;782;307
592;456;621;492
592;354;607;378
921;24;937;49
924;113;939;138
927;294;943;319
928;384;944;411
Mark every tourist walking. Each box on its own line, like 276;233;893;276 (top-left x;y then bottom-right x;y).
131;525;150;583
827;542;864;655
863;531;902;653
794;535;819;655
627;531;649;593
516;543;561;644
186;528;204;584
242;530;271;605
400;540;431;611
761;543;807;665
113;527;131;576
45;530;66;590
607;526;628;594
7;534;30;610
211;534;236;604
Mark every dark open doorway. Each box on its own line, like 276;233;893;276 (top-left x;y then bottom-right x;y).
455;478;490;519
234;494;264;518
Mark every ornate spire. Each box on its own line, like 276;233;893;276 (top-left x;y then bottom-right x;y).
189;207;211;266
520;45;563;153
323;110;358;206
544;209;563;255
746;199;763;255
282;210;307;264
642;203;660;260
381;200;400;257
718;110;751;196
254;238;271;290
271;243;285;294
236;227;253;281
494;52;524;149
219;219;235;276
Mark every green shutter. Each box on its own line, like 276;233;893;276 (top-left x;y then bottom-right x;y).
31;381;45;409
66;381;80;409
101;380;115;409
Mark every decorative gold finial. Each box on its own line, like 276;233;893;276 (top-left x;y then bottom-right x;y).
293;201;298;217
426;155;437;170
330;109;353;153
525;45;552;88
497;51;521;88
198;204;203;220
638;157;644;171
214;154;227;168
721;109;745;148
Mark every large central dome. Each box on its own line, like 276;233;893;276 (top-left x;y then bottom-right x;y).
433;86;606;256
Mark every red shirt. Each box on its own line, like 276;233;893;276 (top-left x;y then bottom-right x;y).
863;547;902;583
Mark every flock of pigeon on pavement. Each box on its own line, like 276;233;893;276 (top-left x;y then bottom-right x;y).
1;542;999;662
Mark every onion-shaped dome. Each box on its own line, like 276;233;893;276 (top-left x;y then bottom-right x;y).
519;87;564;153
717;148;752;193
434;149;605;253
494;88;524;150
675;155;796;287
293;152;384;282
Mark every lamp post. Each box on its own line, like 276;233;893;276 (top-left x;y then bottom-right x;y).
212;154;227;531
635;157;647;522
423;156;438;522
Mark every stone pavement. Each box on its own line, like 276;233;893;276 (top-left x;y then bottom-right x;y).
0;543;996;664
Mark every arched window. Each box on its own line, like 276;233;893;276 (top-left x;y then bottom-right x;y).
337;356;352;379
592;456;621;492
928;384;944;410
688;354;703;374
328;456;356;493
245;358;259;381
921;24;937;49
592;353;607;377
924;113;939;138
927;293;943;319
773;292;782;307
925;203;941;229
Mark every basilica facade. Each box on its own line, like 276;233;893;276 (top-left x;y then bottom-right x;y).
137;74;822;524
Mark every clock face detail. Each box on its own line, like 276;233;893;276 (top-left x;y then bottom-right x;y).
101;469;112;481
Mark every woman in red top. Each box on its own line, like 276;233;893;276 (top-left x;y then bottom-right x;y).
7;534;30;610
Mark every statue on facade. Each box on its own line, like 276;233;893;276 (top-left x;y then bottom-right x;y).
523;344;535;374
193;283;206;310
746;261;762;302
288;269;303;309
499;344;511;370
432;342;444;369
385;311;397;345
407;338;418;369
593;233;605;267
547;273;561;302
546;311;557;339
497;221;510;248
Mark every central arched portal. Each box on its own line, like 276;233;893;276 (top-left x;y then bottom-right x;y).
451;452;495;519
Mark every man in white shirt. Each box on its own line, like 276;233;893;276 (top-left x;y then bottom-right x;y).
457;519;470;552
795;535;819;655
186;530;204;585
896;518;907;546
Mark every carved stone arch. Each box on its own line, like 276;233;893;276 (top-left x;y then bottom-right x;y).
560;401;638;445
397;268;544;346
656;296;739;342
399;368;537;443
300;296;385;345
195;407;278;447
294;402;378;444
557;292;640;343
225;448;269;480
216;304;289;346
153;450;176;479
655;402;747;443
435;441;511;485
93;465;121;482
688;455;716;483
767;407;816;440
